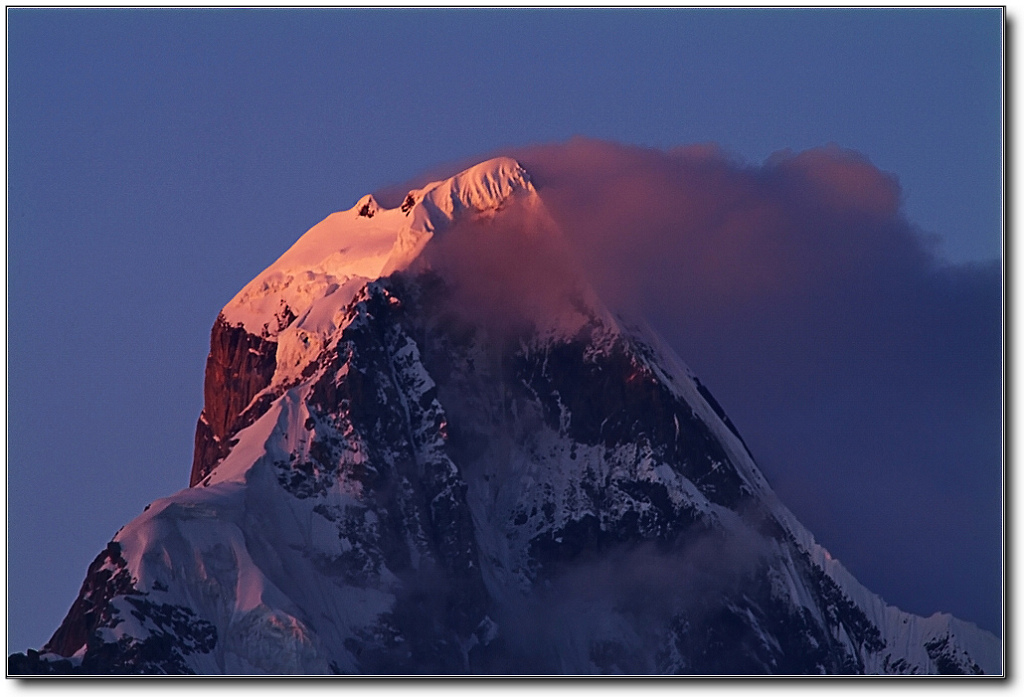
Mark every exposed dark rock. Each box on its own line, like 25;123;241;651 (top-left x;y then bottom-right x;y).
44;541;139;658
10;542;218;675
924;635;984;675
9;650;78;675
803;552;885;658
691;375;754;460
190;313;282;486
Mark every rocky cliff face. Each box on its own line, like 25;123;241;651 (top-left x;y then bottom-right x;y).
191;313;288;486
9;158;1001;675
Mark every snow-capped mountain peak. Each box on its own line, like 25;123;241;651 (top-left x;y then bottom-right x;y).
221;157;537;339
10;156;1001;676
410;156;534;221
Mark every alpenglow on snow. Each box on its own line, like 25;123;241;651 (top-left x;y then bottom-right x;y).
9;157;1001;675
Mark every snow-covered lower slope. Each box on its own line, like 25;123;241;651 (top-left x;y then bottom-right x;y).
10;158;1001;676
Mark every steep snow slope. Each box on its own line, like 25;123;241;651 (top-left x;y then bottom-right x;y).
10;158;1001;675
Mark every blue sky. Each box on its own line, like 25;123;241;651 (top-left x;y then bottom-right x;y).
6;8;1003;653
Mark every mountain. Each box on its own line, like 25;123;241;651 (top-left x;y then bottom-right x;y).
8;158;1001;675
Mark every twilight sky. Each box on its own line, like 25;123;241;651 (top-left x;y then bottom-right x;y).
6;8;1003;653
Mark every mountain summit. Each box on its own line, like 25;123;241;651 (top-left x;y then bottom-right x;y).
220;156;535;337
10;158;1001;675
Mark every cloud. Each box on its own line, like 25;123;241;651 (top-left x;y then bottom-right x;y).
382;138;1000;635
504;138;1001;635
512;139;925;312
412;194;592;341
487;530;767;673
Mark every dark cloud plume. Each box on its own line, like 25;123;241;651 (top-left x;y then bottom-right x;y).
413;195;592;342
504;139;1001;635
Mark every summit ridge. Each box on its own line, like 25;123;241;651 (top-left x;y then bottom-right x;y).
222;157;536;338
